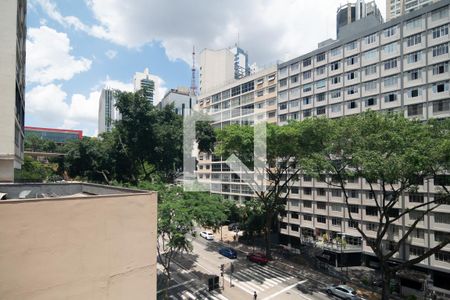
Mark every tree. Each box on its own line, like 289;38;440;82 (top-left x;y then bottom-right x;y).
300;112;450;300
15;155;54;182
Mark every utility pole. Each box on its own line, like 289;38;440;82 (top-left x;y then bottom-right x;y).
230;262;234;287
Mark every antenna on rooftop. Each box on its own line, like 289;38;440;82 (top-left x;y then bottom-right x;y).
190;45;197;97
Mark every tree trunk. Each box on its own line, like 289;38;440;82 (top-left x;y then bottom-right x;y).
264;214;272;259
381;264;392;300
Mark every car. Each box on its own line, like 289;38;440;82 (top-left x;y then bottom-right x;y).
246;252;269;265
200;231;214;240
219;247;238;259
326;284;359;300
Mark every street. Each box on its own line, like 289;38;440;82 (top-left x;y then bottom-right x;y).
157;235;339;300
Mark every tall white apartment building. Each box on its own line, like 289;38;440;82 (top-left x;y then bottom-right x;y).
133;68;160;105
387;0;441;20
0;0;27;182
158;87;194;116
98;88;121;135
198;0;450;296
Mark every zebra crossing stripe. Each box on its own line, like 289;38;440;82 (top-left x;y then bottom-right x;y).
238;268;278;287
182;290;196;299
224;274;255;295
246;267;283;285
250;266;286;282
231;271;265;291
211;291;229;300
260;265;293;278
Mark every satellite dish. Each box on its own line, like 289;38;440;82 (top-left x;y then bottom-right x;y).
18;190;31;199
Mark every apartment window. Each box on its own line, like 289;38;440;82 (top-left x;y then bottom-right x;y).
367;223;378;231
347;86;358;95
408;69;421;80
279;114;287;122
433;99;450;113
316;66;326;76
268;86;276;93
432;81;449;93
280;222;287;229
432;43;449;57
409;88;421;98
303;58;312;67
406;34;421;47
384;58;398;70
364;80;377;91
407;103;423;116
303;84;312;93
383;42;398;53
291;75;299;84
268;111;276;118
349;190;359;198
432;62;449;75
303;97;311;105
303;109;312;117
435;251;450;263
435;212;450;224
384;93;397;102
257;90;264;97
348;220;358;228
407;51;422;64
432;24;449;39
279;78;287;88
317;216;326;223
303;214;312;221
348;101;358;109
290;62;300;72
332;218;342;226
431;6;449;21
279;102;288;110
241;81;254;93
331;47;342;56
291;212;299;219
317;52;326;62
349;205;359;213
291;224;299;231
366;98;377;107
330;89;341;98
331;76;341;84
317;202;326;210
384;75;398;87
289;100;299;108
410;246;425;257
290;112;299;120
304;187;313;195
346;55;358;66
366;206;378;216
316;80;326;89
303;70;312;80
268;74;276;82
331;104;341;113
331;204;341;212
317;188;326;196
409;193;424;203
347;71;357;80
405;17;423;30
384;26;396;37
364;33;376;44
303;200;312;208
435;231;447;242
331;61;340;71
316;106;326;115
363;49;378;61
317;93;326;102
331;189;342;197
279;67;288;77
231;85;241;96
364;64;377;76
409;211;424;221
346;40;357;51
303;175;312;182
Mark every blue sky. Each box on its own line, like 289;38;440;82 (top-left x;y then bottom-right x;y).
25;0;386;136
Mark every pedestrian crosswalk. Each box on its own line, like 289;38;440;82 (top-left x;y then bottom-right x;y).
224;264;294;295
169;286;229;300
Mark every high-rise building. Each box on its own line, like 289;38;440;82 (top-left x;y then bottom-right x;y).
158;87;194;116
133;68;159;105
98;88;121;135
0;0;27;182
337;0;384;39
197;0;450;297
387;0;441;20
199;46;250;95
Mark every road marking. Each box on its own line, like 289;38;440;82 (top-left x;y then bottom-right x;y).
262;280;309;300
157;279;195;294
211;291;229;300
231;272;265;291
183;290;196;299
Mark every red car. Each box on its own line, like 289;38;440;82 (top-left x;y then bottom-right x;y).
246;252;269;265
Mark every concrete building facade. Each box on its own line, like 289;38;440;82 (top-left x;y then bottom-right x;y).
0;0;27;182
98;88;121;135
387;0;441;21
197;1;450;297
158;87;194;116
133;68;160;105
0;183;157;300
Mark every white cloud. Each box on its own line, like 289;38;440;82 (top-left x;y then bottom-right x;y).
105;49;117;59
26;84;69;121
36;0;386;66
26;26;92;84
101;77;134;92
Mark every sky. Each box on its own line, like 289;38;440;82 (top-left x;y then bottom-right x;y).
25;0;386;137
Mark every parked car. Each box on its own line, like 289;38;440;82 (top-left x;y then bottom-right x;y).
219;247;238;259
326;284;359;300
200;231;214;240
228;223;240;231
246;252;269;265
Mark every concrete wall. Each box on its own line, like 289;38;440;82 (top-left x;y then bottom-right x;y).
0;192;157;300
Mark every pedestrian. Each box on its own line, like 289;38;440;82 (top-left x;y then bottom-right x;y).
253;291;257;300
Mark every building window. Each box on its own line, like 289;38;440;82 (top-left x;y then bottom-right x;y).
331;76;341;84
410;246;425;257
367;223;378;231
332;218;342;226
331;189;342;197
279;114;287;122
303;58;312;67
231;85;241;96
348;101;358;109
303;84;312;93
384;58;398;70
317;202;326;210
331;204;341;212
364;33;376;44
433;99;450;113
366;206;378;216
330;89;341;99
364;64;377;76
405;17;422;30
383;42;398;53
316;66;326;76
331;61;340;71
348;220;358;228
303;200;312;208
432;43;449;57
317;216;326;223
432;81;449;93
435;212;450;224
432;24;449;39
435;251;450;263
384;26;396;37
407;51;422;64
316;106;326;115
431;6;449;21
366;98;377;107
303;97;311;105
317;52;326;62
406;34;421;47
409;193;424;203
291;224;299;231
268;86;276;93
290;62;300;72
432;62;449;75
347;71;358;80
384;93;397;102
407;103;423;116
279;102;288;110
349;205;359;213
291;212;299;219
331;47;342;56
408;69;421;80
303;187;312;195
364;80;377;91
303;214;312;221
384;75;398;87
289;100;299;108
363;49;378;61
291;187;299;194
316;80;326;89
347;86;358;95
317;93;326;102
331;104;341;113
346;40;357;51
303;70;312;80
317;188;326;196
279;78;287;87
241;81;254;93
303;109;312;117
346;55;358;66
257;90;264;97
349;190;359;198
